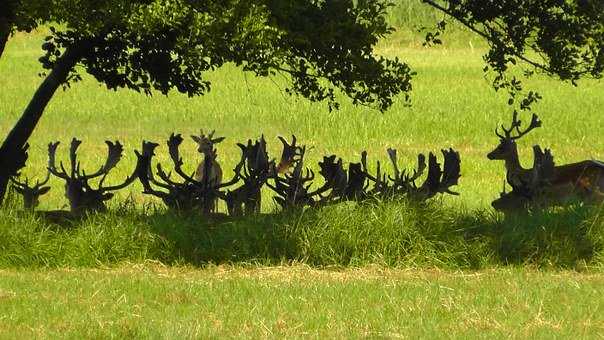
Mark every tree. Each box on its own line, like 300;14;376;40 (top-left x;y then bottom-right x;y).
422;0;604;107
0;0;53;58
0;0;415;205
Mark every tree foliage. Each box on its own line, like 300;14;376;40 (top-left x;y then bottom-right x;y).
423;0;604;108
38;0;413;111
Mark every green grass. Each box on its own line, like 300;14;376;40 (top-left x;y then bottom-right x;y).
1;4;604;269
0;199;602;270
1;5;604;337
0;265;603;338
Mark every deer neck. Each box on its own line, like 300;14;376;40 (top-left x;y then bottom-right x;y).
202;150;218;167
503;144;530;189
504;149;524;174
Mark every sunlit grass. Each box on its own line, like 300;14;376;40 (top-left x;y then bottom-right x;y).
0;265;602;338
1;5;604;337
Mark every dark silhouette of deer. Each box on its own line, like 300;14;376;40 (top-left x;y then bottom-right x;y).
275;135;303;174
488;111;604;211
137;134;241;214
267;137;319;209
361;148;461;201
47;138;138;214
10;172;51;210
224;136;274;216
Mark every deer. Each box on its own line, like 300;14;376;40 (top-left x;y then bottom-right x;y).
10;172;51;210
137;134;242;215
275;135;303;174
361;148;461;201
312;155;369;204
267;137;319;209
47;138;138;214
223;136;274;216
9;172;78;223
487;111;604;211
191;130;225;188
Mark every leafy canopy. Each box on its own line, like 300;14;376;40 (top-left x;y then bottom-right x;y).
423;0;604;109
37;0;414;112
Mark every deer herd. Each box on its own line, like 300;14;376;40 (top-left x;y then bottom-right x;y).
7;111;604;221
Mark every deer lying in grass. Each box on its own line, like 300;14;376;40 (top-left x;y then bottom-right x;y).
10;172;51;210
48;138;138;214
488;111;604;211
361;148;461;201
9;171;78;223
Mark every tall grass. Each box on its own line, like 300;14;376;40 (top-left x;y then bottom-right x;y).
1;199;602;270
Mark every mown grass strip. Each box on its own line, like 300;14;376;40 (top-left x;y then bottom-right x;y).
0;265;602;338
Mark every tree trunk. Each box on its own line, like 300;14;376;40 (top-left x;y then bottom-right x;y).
0;17;9;60
0;44;84;206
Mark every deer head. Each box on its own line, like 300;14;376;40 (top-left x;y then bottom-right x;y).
191;130;225;156
487;111;542;160
47;138;137;213
236;135;272;181
10;172;51;209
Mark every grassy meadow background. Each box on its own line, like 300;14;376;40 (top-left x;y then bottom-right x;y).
1;7;603;210
1;3;604;337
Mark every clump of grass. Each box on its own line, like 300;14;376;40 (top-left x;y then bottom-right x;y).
483;205;604;269
1;200;603;270
288;199;492;268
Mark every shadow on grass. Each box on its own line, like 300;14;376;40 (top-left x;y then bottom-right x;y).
0;199;602;270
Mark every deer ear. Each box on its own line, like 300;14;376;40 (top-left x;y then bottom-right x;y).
38;187;51;196
212;137;225;144
12;186;25;195
191;135;201;144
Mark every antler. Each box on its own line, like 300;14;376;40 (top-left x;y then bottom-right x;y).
496;111;542;140
10;171;51;193
418;149;461;199
276;135;301;173
166;133;200;184
79;140;124;180
387;148;401;181
48;141;70;180
439;148;461;195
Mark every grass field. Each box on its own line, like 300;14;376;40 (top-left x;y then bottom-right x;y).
1;3;604;337
1;265;603;338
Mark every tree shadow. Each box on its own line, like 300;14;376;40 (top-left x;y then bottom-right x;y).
460;203;604;269
141;210;303;266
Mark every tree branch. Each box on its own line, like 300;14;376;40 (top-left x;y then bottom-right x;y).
421;0;552;75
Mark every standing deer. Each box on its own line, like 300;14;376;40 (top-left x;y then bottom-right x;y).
488;111;604;210
191;130;225;188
